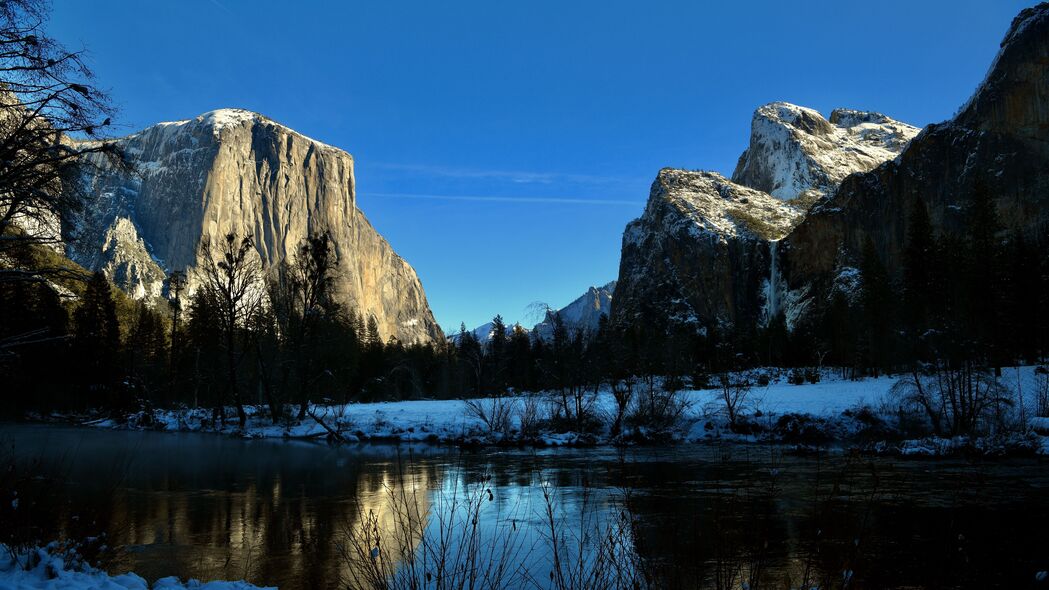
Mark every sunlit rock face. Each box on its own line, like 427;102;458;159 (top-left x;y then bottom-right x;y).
781;3;1049;328
70;109;442;343
732;102;918;202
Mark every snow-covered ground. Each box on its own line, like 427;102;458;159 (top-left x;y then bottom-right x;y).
0;543;273;590
79;366;1049;455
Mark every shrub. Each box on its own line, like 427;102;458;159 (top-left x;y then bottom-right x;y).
464;394;518;435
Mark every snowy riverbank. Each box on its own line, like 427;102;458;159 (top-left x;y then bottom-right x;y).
0;542;273;590
64;366;1049;456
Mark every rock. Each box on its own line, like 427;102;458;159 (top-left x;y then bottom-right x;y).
70;109;441;343
611;95;918;336
732;102;918;202
782;3;1049;327
98;217;166;301
611;170;804;334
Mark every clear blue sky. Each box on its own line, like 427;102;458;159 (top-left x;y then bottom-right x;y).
50;0;1029;333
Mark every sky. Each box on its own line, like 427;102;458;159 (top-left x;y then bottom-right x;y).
50;0;1031;333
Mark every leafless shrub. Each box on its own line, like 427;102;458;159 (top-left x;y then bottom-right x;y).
718;372;752;427
626;377;689;434
536;482;647;590
607;377;635;437
463;394;518;435
338;461;526;590
1035;366;1049;418
891;361;1013;436
517;392;544;438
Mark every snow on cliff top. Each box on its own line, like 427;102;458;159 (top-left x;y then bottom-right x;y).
145;108;343;153
732;102;919;201
646;169;805;242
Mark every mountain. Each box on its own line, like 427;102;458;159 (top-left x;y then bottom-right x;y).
732;103;918;201
450;281;616;345
611;103;916;334
532;281;615;339
781;2;1049;327
69;109;442;343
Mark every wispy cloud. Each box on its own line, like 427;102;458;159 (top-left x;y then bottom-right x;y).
366;192;642;207
369;162;630;186
204;0;235;15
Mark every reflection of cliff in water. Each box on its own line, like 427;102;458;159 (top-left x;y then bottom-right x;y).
30;429;442;589
8;425;1049;590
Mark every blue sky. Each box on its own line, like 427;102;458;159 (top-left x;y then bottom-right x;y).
51;0;1029;333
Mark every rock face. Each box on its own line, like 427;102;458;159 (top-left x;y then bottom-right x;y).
611;101;916;335
612;170;804;334
782;2;1049;325
70;109;442;343
732;103;918;201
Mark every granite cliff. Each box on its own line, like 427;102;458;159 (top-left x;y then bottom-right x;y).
69;109;442;343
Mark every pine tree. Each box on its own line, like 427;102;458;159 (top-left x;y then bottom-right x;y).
73;271;121;401
859;238;894;376
902;197;934;355
964;181;1004;370
488;314;508;392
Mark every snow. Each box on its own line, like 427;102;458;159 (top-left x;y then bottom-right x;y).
149;109;340;152
0;543;273;590
651;170;805;243
91;366;1049;452
733;102;919;201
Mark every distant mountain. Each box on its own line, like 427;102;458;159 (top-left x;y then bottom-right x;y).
70;109;442;343
532;281;615;340
611;103;915;334
450;281;615;345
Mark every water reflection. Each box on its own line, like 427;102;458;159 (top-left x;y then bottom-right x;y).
5;424;1049;589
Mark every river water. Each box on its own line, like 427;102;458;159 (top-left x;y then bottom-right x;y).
3;423;1049;589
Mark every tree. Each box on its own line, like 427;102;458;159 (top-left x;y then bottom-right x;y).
185;288;222;411
195;232;263;428
487;314;508;392
281;232;338;419
125;300;167;378
859;237;894;376
73;271;120;403
0;0;123;283
963;181;1004;372
167;270;186;369
902;197;934;355
507;323;533;391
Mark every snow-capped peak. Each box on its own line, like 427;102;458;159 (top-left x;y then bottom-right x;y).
732;102;919;201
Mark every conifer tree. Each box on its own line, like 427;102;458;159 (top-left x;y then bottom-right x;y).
859;238;894;376
73;271;120;401
902;197;934;353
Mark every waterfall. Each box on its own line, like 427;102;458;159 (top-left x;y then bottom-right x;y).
765;240;781;324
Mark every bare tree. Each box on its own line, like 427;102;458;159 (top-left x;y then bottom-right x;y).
196;232;263;428
0;0;123;281
288;232;337;419
464;394;518;435
718;372;752;428
892;360;1013;436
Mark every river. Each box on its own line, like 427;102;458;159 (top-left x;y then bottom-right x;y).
2;423;1048;589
